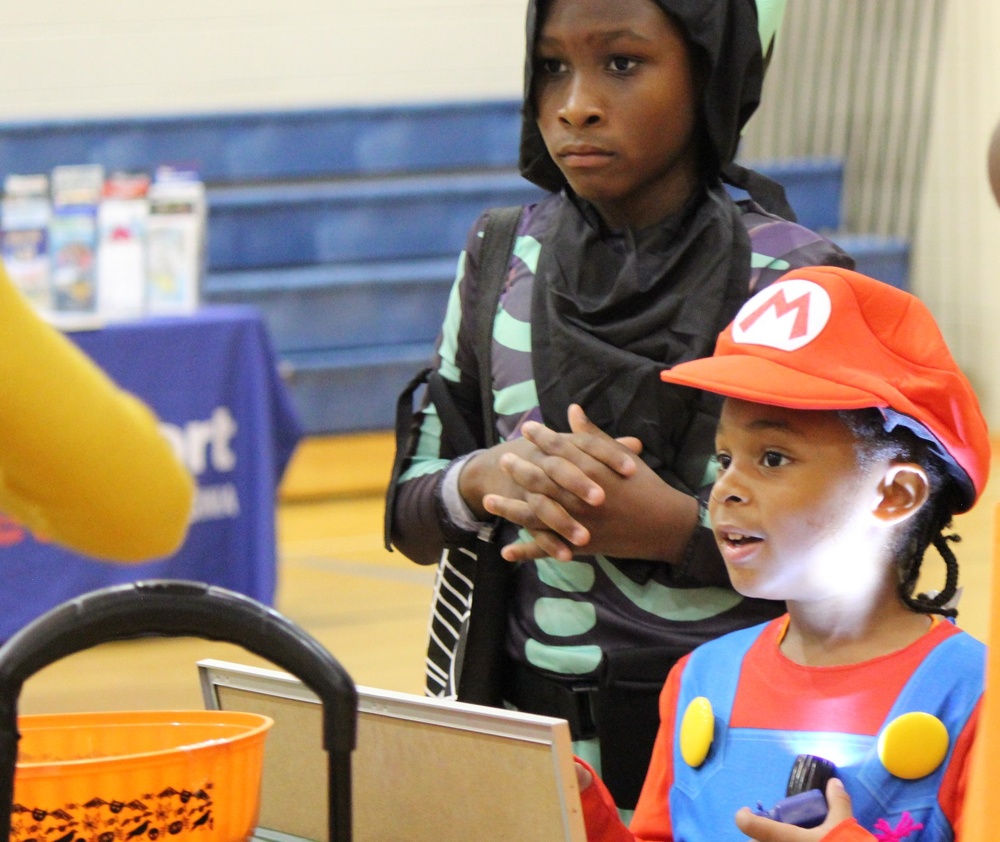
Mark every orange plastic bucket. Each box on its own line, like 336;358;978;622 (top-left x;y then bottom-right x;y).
10;710;273;842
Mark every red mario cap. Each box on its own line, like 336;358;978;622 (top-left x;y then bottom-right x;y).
660;267;991;511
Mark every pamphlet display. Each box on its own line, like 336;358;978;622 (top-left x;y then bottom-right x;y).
0;164;207;324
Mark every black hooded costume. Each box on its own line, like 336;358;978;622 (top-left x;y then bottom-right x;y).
387;0;853;808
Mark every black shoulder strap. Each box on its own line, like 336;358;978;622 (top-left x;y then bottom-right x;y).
722;161;798;223
383;206;522;551
474;205;522;447
384;366;437;549
453;205;521;707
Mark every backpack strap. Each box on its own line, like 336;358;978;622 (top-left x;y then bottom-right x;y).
455;205;522;706
384;366;436;550
426;370;478;455
722;161;799;222
383;207;521;552
473;205;522;447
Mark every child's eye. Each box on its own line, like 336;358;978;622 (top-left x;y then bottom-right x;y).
536;57;566;76
714;453;731;470
607;56;639;73
762;450;790;468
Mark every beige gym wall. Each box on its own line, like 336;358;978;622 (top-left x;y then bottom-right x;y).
2;0;1000;428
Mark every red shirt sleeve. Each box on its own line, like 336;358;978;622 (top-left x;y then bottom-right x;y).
578;758;637;842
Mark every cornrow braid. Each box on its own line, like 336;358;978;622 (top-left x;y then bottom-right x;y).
839;409;964;619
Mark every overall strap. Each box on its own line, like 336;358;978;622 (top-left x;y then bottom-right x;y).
852;627;984;835
675;622;764;724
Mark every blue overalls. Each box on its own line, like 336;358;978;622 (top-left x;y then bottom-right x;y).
668;622;983;841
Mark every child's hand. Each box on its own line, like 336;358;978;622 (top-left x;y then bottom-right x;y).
482;404;642;560
483;404;697;564
574;760;594;791
734;779;856;842
458;436;555;520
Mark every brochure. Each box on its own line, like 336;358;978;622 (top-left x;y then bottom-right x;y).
50;164;105;313
145;168;206;315
97;171;150;320
0;174;52;312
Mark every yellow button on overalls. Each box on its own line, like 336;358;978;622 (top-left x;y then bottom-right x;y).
877;711;949;780
680;696;715;767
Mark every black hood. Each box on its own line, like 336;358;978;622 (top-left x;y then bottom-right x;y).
519;0;764;193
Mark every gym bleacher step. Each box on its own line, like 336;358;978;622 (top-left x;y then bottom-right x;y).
0;101;525;185
206;170;545;270
203;257;455;353
279;343;435;434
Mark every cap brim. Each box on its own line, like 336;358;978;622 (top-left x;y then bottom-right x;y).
661;355;886;411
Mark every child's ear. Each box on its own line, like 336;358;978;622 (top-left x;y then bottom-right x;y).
874;463;930;524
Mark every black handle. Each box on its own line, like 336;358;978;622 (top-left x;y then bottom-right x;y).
0;579;357;842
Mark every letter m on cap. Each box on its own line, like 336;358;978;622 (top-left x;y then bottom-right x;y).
732;279;831;352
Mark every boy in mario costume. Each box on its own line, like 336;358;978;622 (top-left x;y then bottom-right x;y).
575;266;990;842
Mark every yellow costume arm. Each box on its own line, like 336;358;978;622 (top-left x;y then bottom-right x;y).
0;265;194;561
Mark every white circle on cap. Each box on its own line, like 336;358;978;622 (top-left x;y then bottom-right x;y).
732;279;832;352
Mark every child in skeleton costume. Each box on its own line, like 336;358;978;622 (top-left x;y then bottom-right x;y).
386;0;854;811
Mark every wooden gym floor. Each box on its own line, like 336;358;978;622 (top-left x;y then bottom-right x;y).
17;432;1000;716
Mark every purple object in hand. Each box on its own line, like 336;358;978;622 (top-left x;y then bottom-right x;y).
754;789;828;828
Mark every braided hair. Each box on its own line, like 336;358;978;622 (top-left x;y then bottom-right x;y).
839;408;965;618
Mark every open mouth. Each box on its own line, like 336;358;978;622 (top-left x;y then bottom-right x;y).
718;531;763;548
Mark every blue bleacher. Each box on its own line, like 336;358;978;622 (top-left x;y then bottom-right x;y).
828;233;910;291
0;102;907;434
207;171;546;270
0;103;525;183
